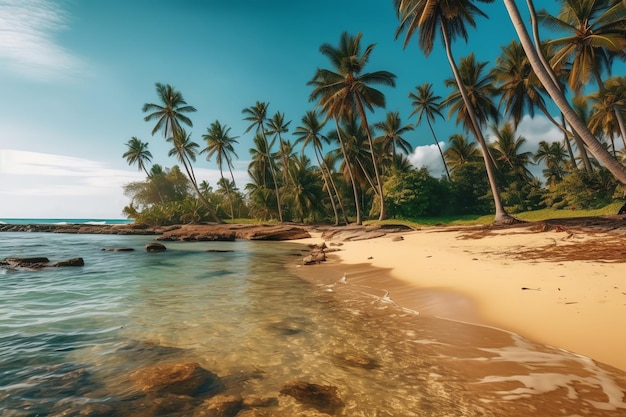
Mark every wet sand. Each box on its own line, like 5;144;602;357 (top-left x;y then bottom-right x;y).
294;220;626;372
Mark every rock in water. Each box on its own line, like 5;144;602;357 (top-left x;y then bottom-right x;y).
145;242;167;252
129;362;219;396
279;381;343;413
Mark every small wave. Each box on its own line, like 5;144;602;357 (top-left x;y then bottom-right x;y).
83;221;106;225
0;221;6;225
53;222;69;225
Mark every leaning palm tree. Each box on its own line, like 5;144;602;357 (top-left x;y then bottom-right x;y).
294;110;346;225
242;102;283;222
503;0;626;184
309;31;396;221
123;137;153;178
201;120;239;220
373;110;415;176
395;0;517;225
167;129;222;223
408;83;450;179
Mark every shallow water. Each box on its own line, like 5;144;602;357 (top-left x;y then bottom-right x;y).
1;232;625;416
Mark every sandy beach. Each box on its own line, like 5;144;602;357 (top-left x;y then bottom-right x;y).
296;220;626;372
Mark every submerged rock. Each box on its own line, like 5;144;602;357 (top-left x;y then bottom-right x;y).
193;394;244;417
129;362;220;396
279;381;343;414
1;257;84;269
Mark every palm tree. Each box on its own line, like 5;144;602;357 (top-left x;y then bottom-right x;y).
167;129;222;223
123;137;153;178
535;140;569;187
294;110;346;225
142;83;197;138
242;102;283;222
444;133;482;173
285;154;324;222
503;0;626;184
373;110;415;175
489;123;535;182
395;0;517;225
201;120;239;220
309;31;396;221
265;111;292;186
408;83;450;179
537;0;626;96
587;76;626;151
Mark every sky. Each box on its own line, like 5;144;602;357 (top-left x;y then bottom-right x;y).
0;0;616;219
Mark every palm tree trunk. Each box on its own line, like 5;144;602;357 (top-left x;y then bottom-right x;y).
313;146;339;225
504;0;626;184
614;105;626;149
261;128;283;222
227;164;238;220
427;120;451;179
335;118;362;225
440;22;514;224
354;97;386;221
321;152;349;224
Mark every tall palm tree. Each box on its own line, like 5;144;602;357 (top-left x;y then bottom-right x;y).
373;110;415;175
242;102;283;222
395;0;517;225
201;120;239;220
294;110;346;225
408;83;450;179
309;31;396;221
444;133;482;173
265;111;292;186
503;0;626;184
123;137;153;178
142;83;197;138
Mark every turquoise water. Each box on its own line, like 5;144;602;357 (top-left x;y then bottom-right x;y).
0;218;133;225
2;232;626;416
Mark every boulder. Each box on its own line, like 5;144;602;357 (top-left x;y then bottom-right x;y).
302;251;326;265
129;362;219;396
279;381;343;414
145;242;167;252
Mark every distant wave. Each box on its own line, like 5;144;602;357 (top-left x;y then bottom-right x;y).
0;221;6;225
84;221;107;225
0;219;133;225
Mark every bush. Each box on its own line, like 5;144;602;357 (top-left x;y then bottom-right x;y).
546;168;619;209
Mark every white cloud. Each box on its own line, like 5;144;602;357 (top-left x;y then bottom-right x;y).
0;149;141;218
408;142;448;178
0;0;85;80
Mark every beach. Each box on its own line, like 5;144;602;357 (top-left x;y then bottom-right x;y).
295;220;626;372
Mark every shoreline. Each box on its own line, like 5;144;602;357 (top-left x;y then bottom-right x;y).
293;222;626;372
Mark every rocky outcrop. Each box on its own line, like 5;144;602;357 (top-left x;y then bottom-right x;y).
156;224;311;242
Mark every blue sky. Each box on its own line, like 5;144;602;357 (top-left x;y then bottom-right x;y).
0;0;611;218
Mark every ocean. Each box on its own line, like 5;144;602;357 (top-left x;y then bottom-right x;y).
1;229;626;416
0;218;133;225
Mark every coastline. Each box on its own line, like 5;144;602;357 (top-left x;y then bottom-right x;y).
293;221;626;372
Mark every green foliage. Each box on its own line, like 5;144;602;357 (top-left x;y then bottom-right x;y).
383;168;450;218
546;168;620;209
448;162;493;215
500;178;547;213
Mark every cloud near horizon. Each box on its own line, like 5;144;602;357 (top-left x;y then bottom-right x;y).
0;0;86;81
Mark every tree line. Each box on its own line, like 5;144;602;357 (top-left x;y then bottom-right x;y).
122;0;626;226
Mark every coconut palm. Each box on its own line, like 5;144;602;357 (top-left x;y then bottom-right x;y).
373;110;415;175
142;83;197;138
123;137;153;178
242;102;283;222
285;154;324;222
535;140;569;187
294;110;346;225
489;123;535;182
444;133;482;173
201;120;239;219
395;0;517;225
167;129;222;223
587;76;626;150
265;111;292;186
408;83;450;179
503;0;626;184
309;31;396;221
